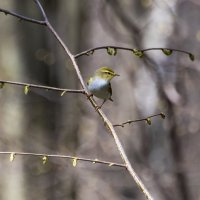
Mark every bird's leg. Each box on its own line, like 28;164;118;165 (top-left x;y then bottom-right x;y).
96;99;106;110
87;93;100;110
100;99;106;108
87;93;93;99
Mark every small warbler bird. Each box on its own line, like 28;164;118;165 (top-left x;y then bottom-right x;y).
87;67;119;108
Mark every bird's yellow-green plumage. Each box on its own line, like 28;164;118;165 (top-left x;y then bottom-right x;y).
87;66;119;108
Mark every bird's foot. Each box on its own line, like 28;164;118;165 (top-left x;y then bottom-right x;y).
87;93;93;99
95;105;102;111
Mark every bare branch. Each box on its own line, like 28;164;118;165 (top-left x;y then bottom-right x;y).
0;80;85;94
0;7;194;62
0;8;46;25
114;113;165;127
0;2;155;199
74;45;194;60
0;151;125;168
34;0;48;21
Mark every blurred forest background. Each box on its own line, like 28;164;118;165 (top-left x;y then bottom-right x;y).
0;0;199;200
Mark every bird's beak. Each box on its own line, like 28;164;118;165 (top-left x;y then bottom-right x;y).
115;73;120;76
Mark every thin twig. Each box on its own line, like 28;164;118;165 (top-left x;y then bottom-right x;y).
74;45;193;59
0;151;125;168
34;0;48;20
34;0;87;91
114;113;165;127
0;8;46;25
0;80;85;94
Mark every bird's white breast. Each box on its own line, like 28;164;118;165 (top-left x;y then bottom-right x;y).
88;77;110;100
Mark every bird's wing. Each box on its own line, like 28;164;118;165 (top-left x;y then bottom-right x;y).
87;77;92;85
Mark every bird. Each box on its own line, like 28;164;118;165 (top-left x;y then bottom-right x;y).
87;66;119;108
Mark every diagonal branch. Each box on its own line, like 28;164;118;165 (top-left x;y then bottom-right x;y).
0;2;154;200
34;0;87;91
34;0;48;20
